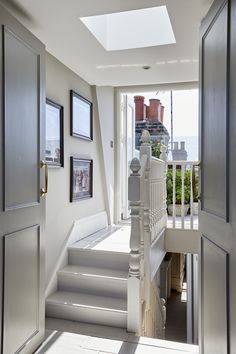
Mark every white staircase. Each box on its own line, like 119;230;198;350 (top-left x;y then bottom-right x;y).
46;131;169;336
46;241;130;328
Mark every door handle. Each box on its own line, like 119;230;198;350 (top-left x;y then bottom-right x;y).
40;160;48;197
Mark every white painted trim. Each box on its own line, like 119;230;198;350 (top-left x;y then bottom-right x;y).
114;88;122;224
150;229;166;280
187;254;193;344
165;229;200;254
114;82;198;223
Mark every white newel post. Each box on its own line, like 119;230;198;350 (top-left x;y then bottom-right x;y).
140;130;152;310
127;157;142;334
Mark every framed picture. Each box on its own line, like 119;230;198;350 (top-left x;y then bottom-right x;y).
70;157;93;202
70;90;93;141
46;99;64;167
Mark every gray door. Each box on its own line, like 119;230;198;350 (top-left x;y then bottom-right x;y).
199;0;235;353
0;5;46;354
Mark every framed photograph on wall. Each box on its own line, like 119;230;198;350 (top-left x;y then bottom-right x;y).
46;99;64;167
70;157;93;202
70;90;93;141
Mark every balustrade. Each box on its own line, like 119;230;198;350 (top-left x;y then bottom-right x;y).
128;130;199;336
167;161;200;230
128;130;167;336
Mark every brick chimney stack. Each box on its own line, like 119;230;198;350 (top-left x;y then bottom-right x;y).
134;96;145;121
148;99;160;121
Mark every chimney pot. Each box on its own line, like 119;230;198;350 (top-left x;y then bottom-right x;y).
148;99;161;121
134;96;145;121
173;142;178;150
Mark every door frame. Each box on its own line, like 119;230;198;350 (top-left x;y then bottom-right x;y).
121;94;135;219
114;83;198;224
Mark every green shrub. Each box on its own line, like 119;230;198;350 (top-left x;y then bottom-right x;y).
151;142;162;158
166;168;191;205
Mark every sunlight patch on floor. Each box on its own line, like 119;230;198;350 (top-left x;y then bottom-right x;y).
73;225;131;253
36;318;199;354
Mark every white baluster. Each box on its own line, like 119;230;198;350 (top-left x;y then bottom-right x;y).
140;130;152;309
128;157;142;333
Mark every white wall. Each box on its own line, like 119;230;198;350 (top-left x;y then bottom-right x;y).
45;53;106;286
95;86;115;224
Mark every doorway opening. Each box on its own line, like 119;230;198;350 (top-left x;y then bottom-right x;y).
161;253;198;345
117;87;199;224
117;87;199;345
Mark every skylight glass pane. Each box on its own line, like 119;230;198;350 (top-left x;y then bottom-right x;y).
80;6;176;51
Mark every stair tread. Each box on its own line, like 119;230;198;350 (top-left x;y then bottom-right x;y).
59;265;128;280
46;291;127;313
68;246;130;255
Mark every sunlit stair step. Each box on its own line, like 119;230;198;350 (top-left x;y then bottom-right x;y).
68;247;130;271
58;265;128;298
46;291;127;328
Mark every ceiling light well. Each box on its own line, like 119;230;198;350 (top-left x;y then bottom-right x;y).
80;6;176;51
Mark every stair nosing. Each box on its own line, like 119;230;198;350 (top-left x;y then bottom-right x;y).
46;291;127;314
58;265;128;281
68;247;130;255
46;299;127;314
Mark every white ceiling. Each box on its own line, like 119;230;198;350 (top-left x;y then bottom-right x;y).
9;0;213;87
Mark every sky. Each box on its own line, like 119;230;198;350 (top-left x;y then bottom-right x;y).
132;89;199;138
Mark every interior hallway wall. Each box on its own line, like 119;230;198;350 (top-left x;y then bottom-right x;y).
45;53;106;287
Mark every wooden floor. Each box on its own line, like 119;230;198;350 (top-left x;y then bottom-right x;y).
35;318;199;354
166;289;187;343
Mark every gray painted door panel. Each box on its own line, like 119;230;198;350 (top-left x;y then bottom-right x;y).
200;0;232;353
201;237;228;354
4;27;39;210
202;3;227;220
0;4;45;354
3;227;40;354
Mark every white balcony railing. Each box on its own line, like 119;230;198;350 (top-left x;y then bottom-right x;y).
167;161;199;230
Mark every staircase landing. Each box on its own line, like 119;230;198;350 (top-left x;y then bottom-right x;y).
36;318;199;354
72;224;131;253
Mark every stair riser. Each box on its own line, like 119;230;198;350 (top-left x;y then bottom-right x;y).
46;303;127;328
58;273;127;298
68;249;130;271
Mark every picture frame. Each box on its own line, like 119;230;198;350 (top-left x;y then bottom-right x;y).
45;99;64;167
70;90;93;141
70;157;93;202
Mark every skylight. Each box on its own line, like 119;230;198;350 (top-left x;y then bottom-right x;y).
80;6;176;51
